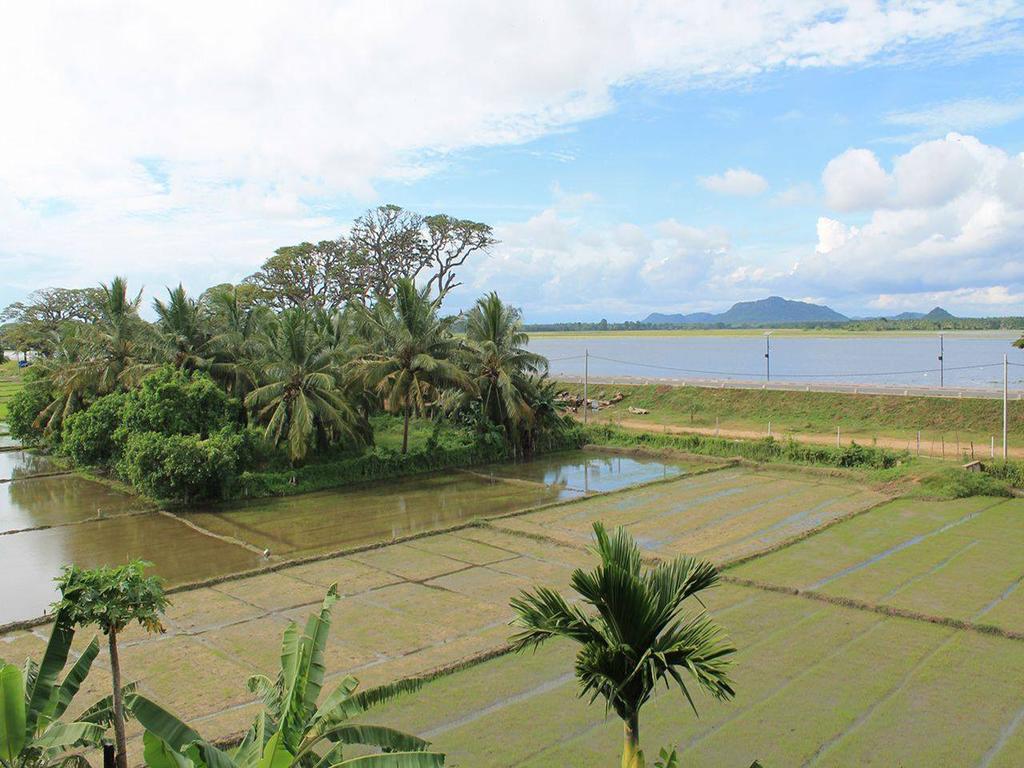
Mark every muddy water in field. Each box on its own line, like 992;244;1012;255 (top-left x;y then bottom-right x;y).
189;472;578;558
0;513;264;624
188;450;693;558
0;473;149;531
474;449;689;493
0;449;690;625
0;450;63;482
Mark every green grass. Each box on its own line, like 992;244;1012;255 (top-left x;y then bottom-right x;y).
730;496;1024;635
368;583;1024;767
563;380;1023;447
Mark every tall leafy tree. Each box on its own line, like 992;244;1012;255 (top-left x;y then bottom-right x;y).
349;205;427;302
53;561;168;768
246;309;363;464
350;278;472;453
510;523;736;768
461;292;546;449
421;215;497;298
87;277;154;394
245;240;369;313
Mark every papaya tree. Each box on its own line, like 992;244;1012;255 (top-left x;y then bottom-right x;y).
0;617;128;768
53;561;168;768
128;585;443;767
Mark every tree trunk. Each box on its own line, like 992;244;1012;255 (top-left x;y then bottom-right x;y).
621;713;643;768
401;403;410;454
108;629;128;768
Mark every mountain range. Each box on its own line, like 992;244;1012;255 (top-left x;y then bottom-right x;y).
643;297;956;325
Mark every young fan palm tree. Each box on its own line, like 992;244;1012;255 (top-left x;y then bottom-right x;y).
246;309;362;464
152;284;209;372
462;292;547;449
350;278;472;453
510;522;736;768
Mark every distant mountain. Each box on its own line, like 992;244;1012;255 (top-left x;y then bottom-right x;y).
643;296;848;326
889;311;926;320
923;306;956;320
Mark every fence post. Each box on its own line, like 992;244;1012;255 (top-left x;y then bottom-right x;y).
836;426;840;448
917;431;921;457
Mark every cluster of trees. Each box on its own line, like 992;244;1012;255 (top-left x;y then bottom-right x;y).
5;206;570;500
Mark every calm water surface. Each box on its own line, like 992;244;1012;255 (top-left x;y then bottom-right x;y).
528;332;1024;389
0;449;688;625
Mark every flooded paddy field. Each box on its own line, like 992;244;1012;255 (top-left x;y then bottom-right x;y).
0;449;696;625
6;448;1021;766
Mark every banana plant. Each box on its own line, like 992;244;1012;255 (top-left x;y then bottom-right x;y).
0;619;127;768
128;585;443;768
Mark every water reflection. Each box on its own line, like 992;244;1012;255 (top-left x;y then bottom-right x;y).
476;450;683;494
0;451;62;481
2;475;149;532
189;471;579;558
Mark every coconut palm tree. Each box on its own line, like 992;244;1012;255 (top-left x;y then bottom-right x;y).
246;309;362;464
461;292;547;450
510;522;736;768
87;277;155;394
205;284;269;397
350;278;472;453
153;284;209;372
128;586;444;768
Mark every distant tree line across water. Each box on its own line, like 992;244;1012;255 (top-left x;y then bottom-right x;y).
524;317;1024;333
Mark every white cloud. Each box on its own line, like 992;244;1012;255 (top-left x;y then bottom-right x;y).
870;286;1024;315
798;133;1024;298
447;205;729;319
699;168;769;196
885;97;1024;139
822;148;892;211
0;0;1018;306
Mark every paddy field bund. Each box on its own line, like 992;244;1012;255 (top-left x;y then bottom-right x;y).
2;456;1023;767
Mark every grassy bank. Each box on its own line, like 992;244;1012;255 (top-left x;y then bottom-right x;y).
0;362;23;424
562;381;1022;449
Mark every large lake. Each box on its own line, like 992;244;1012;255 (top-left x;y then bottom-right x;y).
528;332;1024;391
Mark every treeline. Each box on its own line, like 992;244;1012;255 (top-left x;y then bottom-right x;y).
3;205;578;502
524;317;1024;333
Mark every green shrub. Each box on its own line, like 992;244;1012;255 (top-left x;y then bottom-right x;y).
917;467;1013;499
582;424;904;470
117;366;241;440
982;459;1024;488
117;427;258;502
61;391;127;465
5;371;52;445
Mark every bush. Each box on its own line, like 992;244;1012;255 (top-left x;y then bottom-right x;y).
582;424;904;470
117;366;241;440
918;467;1013;499
6;372;52;445
982;459;1024;488
61;392;127;465
117;427;259;503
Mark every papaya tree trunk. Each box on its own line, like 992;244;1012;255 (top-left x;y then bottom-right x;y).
402;402;411;454
108;629;128;768
622;713;643;768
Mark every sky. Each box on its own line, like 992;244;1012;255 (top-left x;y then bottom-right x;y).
2;1;1024;322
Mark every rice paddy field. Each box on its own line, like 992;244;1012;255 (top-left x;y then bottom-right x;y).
1;449;1022;766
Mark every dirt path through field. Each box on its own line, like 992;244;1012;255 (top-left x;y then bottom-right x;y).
583;416;1024;460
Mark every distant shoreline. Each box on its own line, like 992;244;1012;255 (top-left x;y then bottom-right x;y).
527;328;1024;340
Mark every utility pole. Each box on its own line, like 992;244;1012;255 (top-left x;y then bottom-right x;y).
1003;354;1008;460
938;333;944;388
584;348;589;426
764;331;772;383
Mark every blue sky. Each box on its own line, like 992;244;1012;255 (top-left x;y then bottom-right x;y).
2;2;1024;321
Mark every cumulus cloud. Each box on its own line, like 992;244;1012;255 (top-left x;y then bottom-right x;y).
447;206;730;320
797;134;1024;298
699;168;769;196
822;148;892;211
0;0;1018;307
